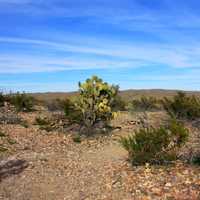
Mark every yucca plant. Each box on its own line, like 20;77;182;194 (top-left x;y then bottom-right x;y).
74;76;118;134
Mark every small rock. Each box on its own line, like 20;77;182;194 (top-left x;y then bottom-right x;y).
151;187;162;196
165;182;172;187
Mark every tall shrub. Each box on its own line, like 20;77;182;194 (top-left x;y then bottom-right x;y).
75;76;118;134
129;96;159;112
0;92;4;107
11;92;34;112
162;92;200;120
63;98;82;123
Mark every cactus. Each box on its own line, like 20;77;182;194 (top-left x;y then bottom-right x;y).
76;76;118;134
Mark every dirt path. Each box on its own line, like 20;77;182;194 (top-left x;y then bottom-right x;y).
0;127;132;200
1;112;200;200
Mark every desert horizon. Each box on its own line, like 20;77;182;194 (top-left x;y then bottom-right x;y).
1;0;200;199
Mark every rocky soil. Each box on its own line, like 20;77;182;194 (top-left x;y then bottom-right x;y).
0;111;200;200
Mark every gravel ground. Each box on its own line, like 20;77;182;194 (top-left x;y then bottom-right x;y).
0;112;200;200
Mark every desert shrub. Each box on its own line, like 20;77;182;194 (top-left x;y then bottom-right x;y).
34;116;50;126
46;98;65;112
167;118;189;146
0;92;5;107
20;120;29;128
0;131;17;153
7;137;16;145
46;98;83;125
74;76;118;134
39;125;54;132
162;92;200;120
0;131;6;137
34;116;53;132
10;92;35;112
63;98;82;123
120;119;189;165
192;154;200;165
111;95;127;111
129;96;160;112
72;134;82;143
0;145;8;152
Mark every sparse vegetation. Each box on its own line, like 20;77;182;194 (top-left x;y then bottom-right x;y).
192;154;200;165
0;130;16;153
0;112;22;124
35;116;50;126
128;96;160;112
73;76;119;134
46;98;66;112
10;92;35;112
63;98;82;123
111;95;127;111
39;125;54;132
0;146;8;152
1;79;200;199
120;118;189;165
20;120;29;128
34;116;54;132
0;131;6;137
72;134;82;143
7;137;16;145
162;91;200;120
0;92;5;107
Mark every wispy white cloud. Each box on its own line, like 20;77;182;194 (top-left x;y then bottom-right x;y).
0;36;200;73
2;71;200;92
1;0;200;30
0;52;145;73
0;0;200;91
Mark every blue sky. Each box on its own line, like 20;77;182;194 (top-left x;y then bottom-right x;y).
0;0;200;92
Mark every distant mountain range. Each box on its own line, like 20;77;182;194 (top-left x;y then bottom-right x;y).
31;89;200;102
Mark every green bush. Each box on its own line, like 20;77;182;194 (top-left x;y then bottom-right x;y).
192;155;200;165
63;98;82;123
120;119;189;165
0;131;16;153
0;131;6;137
34;116;53;132
10;92;35;112
73;76;118;134
46;98;66;112
34;116;50;126
0;92;4;107
162;92;200;120
46;98;82;124
72;134;82;143
111;95;127;111
20;120;29;128
0;146;8;152
129;96;159;112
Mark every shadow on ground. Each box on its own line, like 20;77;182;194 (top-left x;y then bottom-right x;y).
0;159;28;182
